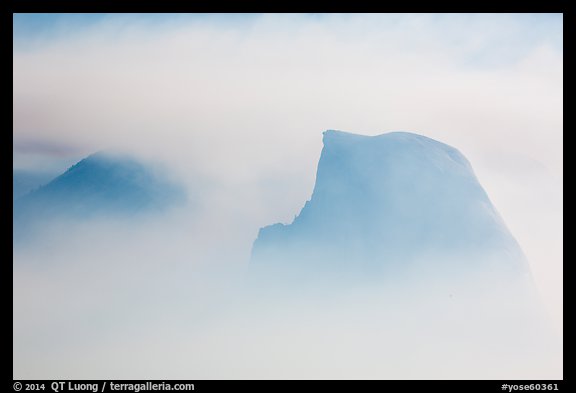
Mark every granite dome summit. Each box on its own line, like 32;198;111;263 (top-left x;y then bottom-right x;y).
252;130;531;288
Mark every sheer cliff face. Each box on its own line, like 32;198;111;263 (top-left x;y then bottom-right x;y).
252;130;530;285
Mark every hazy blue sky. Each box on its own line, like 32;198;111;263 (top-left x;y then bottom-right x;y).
13;13;563;170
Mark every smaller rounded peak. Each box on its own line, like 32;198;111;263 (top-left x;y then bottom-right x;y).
85;149;133;162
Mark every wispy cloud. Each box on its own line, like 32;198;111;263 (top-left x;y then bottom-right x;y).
13;138;81;156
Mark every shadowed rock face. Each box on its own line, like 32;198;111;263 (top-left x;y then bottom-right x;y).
13;152;186;244
252;130;530;288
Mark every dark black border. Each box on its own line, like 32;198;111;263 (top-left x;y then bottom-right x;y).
9;1;569;14
8;380;569;392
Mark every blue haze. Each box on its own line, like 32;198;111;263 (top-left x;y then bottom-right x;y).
13;170;56;200
13;152;187;245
